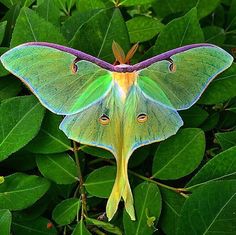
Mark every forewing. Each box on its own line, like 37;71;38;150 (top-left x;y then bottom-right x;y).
1;44;112;115
123;86;183;156
138;46;233;110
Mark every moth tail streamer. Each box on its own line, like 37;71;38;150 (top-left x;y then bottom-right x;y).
106;154;135;221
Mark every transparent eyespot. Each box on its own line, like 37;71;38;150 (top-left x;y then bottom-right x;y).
99;114;110;125
137;113;148;123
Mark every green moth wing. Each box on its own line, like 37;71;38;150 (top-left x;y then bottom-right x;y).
1;45;112;115
138;46;233;110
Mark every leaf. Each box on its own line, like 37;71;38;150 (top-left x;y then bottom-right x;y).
11;7;67;47
36;0;61;26
0;96;45;161
12;216;57;235
86;217;122;235
159;188;185;235
0;176;4;184
126;16;164;43
81;146;113;159
199;63;236;104
153;0;220;19
72;220;92;235
70;8;130;63
0;76;21;100
187;146;236;189
0;173;50;210
120;0;154;6
84;166;116;198
0;209;11;235
203;26;225;45
0;21;7;45
123;182;162;235
154;8;204;54
36;153;78;184
177;180;236;235
52;198;80;225
215;131;236;150
76;0;113;12
152;128;205;180
0;47;10;77
179;106;209;127
25;112;72;154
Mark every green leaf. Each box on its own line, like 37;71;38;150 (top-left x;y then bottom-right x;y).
36;153;78;184
0;173;50;210
0;209;11;235
154;8;204;54
180;106;209;127
187;146;236;189
177;180;236;235
0;76;21;100
199;63;236;104
0;176;4;184
12;216;57;235
215;131;236;150
126;16;164;43
0;21;7;45
11;7;67;47
129;145;150;168
203;26;225;45
70;8;130;63
200;112;219;131
120;0;154;6
159;188;185;235
0;47;10;77
26;112;72;154
36;0;61;26
123;182;162;235
72;220;92;235
76;0;112;12
84;166;116;198
52;198;80;225
0;96;45;161
86;217;122;235
81;146;113;159
152;128;205;180
153;0;220;19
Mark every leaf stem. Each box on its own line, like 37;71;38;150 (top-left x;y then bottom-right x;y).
73;141;87;219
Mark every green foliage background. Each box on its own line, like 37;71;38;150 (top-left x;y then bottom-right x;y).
0;0;236;234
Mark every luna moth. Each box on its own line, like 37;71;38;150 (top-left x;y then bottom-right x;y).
0;42;233;221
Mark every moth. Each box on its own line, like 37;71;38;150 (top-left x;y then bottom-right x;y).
0;42;233;221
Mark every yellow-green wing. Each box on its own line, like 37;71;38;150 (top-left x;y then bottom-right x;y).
1;45;112;115
138;46;233;110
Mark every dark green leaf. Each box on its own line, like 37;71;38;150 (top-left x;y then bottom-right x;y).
70;8;130;63
152;128;205;180
215;131;236;150
203;26;225;45
180;106;209;127
12;216;57;235
76;0;112;12
154;8;204;54
123;182;161;235
0;76;21;100
159;188;185;235
26;112;72;154
126;16;164;43
187;146;236;189
0;173;50;210
120;0;154;6
72;220;92;235
52;198;80;225
0;209;11;235
84;166;116;198
86;217;122;235
0;47;10;77
177;180;236;235
0;96;45;161
199;63;236;104
36;153;78;184
81;146;113;159
0;21;7;45
11;7;67;47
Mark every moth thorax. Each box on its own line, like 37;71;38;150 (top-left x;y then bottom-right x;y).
112;71;138;100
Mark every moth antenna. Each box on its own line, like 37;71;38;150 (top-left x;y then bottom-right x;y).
112;41;126;64
125;42;139;64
